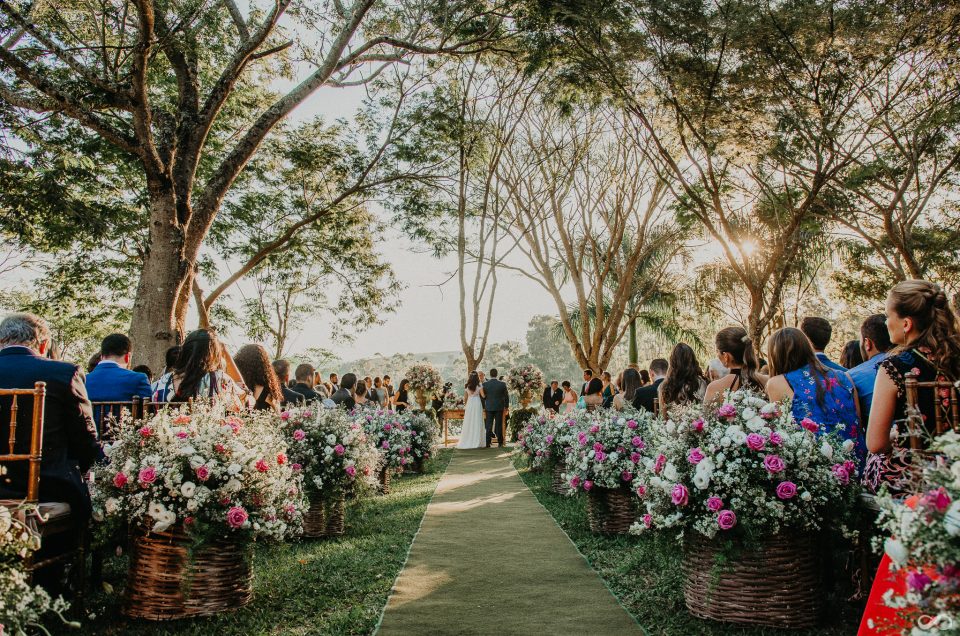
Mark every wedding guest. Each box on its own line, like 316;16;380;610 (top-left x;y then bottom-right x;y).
583;376;604;409
354;379;369;407
0;313;100;520
235;344;283;412
765;327;863;465
393;379;411;413
86;333;153;435
639;369;651;387
703;327;768;405
580;369;594;396
272;359;306;408
383;374;394;400
601;371;617;408
864;280;960;493
293;364;322;402
329;373;340;392
800;316;846;372
373;377;388;405
153;329;244;409
705;358;728;382
840;339;864;369
363;376;376;401
542;380;562;412
318;383;332;399
848;314;892;416
331;373;357;409
632;359;668;413
152;345;181;395
132;365;153;383
560;380;577;413
613;368;642;411
658;343;708;418
85;352;101;374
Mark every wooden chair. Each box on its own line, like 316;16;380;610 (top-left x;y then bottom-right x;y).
0;382;85;595
904;373;959;450
90;396;143;441
653;398;661;417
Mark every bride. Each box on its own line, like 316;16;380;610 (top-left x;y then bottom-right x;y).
457;371;486;449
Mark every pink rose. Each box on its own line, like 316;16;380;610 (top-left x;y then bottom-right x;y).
653;454;666;475
776;481;797;500
627;420;638;430
184;516;194;525
636;484;647;497
707;496;723;512
629;452;641;464
642;514;652;528
195;465;210;481
304;410;313;418
226;505;248;529
621;470;633;482
570;475;581;489
215;443;226;453
176;431;189;439
276;453;286;465
545;435;554;444
717;509;737;530
577;432;588;446
907;570;933;592
769;431;783;446
716;404;736;419
631;436;644;448
763;455;785;473
384;423;392;432
671;483;689;506
583;480;594;491
334;444;345;456
745;433;765;451
687;447;705;464
113;472;128;488
800;418;819;433
382;441;390;450
832;464;850;485
138;426;152;438
691;418;705;432
292;463;302;472
595;451;607;462
137;466;157;485
255;459;269;473
280;411;291;420
293;429;306;441
589;424;600;433
593;442;604;453
922;487;951;513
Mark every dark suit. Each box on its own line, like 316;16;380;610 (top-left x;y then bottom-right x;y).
542;387;563;412
0;346;100;519
481;378;509;447
281;386;305;408
292;382;321;403
330;387;356;410
632;378;664;413
85;360;153;436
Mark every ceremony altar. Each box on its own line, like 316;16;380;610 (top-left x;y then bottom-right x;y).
440;408;510;446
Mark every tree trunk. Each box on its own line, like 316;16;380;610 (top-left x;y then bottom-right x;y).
628;318;638;365
129;191;191;369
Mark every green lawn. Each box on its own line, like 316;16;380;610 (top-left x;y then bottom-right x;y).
512;454;864;636
67;449;452;636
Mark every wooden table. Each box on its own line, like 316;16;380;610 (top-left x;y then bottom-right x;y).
441;408;510;446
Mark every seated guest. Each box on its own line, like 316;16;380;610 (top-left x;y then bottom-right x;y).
132;365;153;383
601;371;617;408
704;327;767;405
331;373;357;409
0;313;100;519
800;316;846;372
705;358;728;382
583;376;603;409
272;359;305;408
543;380;562;412
152;345;181;394
234;344;283;412
658;343;708;418
840;339;864;369
292;364;322;402
613;368;642;411
639;369;651;387
152;329;244;409
392;378;410;413
765;327;863;466
864;280;960;493
848;314;892;417
632;359;668;413
85;333;153;435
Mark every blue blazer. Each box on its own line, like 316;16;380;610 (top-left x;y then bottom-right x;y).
86;361;152;436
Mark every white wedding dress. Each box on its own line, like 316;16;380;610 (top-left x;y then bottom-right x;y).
457;389;486;449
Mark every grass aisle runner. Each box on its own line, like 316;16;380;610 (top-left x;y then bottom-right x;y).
376;448;643;636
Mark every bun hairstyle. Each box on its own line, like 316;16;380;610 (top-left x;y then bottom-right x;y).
889;280;960;379
715;326;762;390
466;372;480;392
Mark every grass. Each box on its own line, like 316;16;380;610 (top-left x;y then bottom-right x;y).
512;454;863;636
64;449;452;636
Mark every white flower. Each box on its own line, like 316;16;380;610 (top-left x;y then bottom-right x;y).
105;498;119;514
746;416;765;432
225;478;242;493
153;510;176;533
720;436;732;448
841;439;854;453
180;481;197;498
884;538;909;564
148;501;166;519
800;491;812;502
820;442;833;459
663;463;678;481
945;501;960;536
692;473;710;490
189;455;206;469
742;408;756;420
227;463;242;475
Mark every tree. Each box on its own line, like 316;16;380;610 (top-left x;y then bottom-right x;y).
523;314;582;382
0;0;507;366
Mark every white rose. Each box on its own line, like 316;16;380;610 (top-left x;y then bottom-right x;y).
665;421;677;435
800;491;812;502
148;501;166;519
153;510;176;533
760;403;778;415
692;472;710;490
951;461;960;482
178;445;197;457
746;416;765;432
842;439;855;453
663;463;678;481
186;499;198;512
189;455;206;469
884;538;909;564
820;442;833;459
742;408;756;420
227;463;242;475
180;481;196;498
720;436;732;448
105;498;119;514
225;478;242;493
944;501;960;537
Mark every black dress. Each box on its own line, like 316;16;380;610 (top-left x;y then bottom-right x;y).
396;389;409;413
253;388;272;411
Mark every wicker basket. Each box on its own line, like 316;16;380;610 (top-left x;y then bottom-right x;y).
123;525;252;620
302;494;346;539
586;487;637;535
682;532;820;629
551;463;567;494
379;466;392;495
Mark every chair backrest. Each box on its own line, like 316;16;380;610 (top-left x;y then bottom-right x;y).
905;373;959;449
0;382;46;503
653;398;661;417
91;397;143;440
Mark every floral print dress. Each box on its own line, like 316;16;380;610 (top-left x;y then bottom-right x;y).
784;364;863;466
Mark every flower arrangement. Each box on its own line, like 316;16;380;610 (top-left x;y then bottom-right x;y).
1;498;75;634
562;410;654;493
404;363;443;396
631;390;858;540
359;409;415;470
518;411;577;470
506;363;545;397
407;412;439;463
280;407;379;499
877;432;960;629
92;403;305;543
441;389;465;411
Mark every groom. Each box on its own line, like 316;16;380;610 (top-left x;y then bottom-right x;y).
482;368;508;448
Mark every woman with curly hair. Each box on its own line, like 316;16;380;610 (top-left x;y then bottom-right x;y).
658;343;707;418
153;329;245;410
234;343;283;412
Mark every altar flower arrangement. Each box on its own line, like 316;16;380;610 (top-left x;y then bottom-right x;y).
408;411;440;463
405;363;443;396
280;407;379;498
631;390;858;540
92;403;305;543
562;410;654;492
876;432;960;628
360;408;415;470
441;389;465;411
506;364;545;398
1;497;75;634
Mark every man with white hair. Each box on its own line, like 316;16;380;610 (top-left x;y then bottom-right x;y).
0;313;100;519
